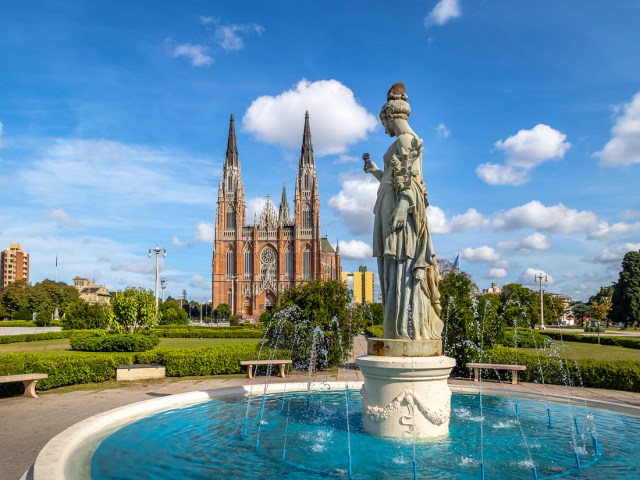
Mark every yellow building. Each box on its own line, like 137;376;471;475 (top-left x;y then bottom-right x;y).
0;244;29;293
342;266;374;305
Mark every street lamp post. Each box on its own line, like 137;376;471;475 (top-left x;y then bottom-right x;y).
534;273;548;330
160;277;167;302
148;245;167;318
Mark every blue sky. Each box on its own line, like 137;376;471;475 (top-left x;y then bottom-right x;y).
1;0;639;302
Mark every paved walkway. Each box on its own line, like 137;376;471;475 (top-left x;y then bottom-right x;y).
0;327;62;337
1;335;639;480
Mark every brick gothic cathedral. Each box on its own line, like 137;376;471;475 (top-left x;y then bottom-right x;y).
212;113;342;317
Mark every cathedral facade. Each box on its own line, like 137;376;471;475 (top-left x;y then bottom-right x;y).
212;113;342;317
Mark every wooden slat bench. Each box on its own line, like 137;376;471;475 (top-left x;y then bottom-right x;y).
239;359;293;379
466;363;527;385
0;373;48;398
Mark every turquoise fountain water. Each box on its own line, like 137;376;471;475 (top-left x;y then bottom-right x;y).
89;389;638;480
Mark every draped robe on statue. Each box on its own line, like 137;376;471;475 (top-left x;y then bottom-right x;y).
372;133;443;340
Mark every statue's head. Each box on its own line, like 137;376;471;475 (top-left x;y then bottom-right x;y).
380;82;411;122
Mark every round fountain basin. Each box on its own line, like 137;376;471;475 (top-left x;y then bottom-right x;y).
37;382;640;480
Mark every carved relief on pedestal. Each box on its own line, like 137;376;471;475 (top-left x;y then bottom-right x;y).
361;385;450;428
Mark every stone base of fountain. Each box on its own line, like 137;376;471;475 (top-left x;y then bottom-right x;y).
357;340;455;440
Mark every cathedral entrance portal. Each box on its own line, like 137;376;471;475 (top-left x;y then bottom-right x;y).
264;291;276;311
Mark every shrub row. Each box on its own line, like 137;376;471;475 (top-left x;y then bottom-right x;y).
154;328;264;339
364;325;383;338
0;320;37;327
475;345;640;392
156;325;247;330
70;333;160;352
0;351;135;395
137;344;289;377
539;331;640;349
0;342;289;396
499;328;555;349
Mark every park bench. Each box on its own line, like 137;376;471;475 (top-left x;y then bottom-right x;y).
466;363;527;385
239;359;293;379
0;373;48;398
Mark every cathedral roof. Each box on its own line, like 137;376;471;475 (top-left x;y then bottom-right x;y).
320;237;335;253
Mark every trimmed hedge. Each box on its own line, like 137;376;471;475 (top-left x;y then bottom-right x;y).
539;331;640;349
499;328;555;349
70;333;160;352
477;345;640;392
0;320;37;327
136;344;289;377
364;325;383;338
0;342;289;396
154;328;263;339
0;351;135;395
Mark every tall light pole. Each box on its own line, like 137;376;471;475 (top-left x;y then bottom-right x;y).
160;277;167;302
534;273;548;330
148;245;167;318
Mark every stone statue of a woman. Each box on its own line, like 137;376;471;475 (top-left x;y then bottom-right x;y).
363;82;443;341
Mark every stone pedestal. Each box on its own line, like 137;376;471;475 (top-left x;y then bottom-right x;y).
357;341;455;440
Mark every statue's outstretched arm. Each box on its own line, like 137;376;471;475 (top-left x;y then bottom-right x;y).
363;153;383;182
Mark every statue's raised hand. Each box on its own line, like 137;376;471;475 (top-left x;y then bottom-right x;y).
363;153;376;173
389;202;408;231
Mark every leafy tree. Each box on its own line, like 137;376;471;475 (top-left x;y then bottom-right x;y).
111;288;156;332
611;251;640;328
0;280;32;314
499;283;537;328
571;301;591;326
440;271;503;375
266;279;358;369
158;300;188;325
0;279;79;318
214;303;232;320
62;300;112;330
589;285;615;326
590;296;612;328
356;301;384;326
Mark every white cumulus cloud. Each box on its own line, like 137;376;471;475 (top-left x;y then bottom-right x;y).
428;206;488;234
477;124;571;185
189;274;210;291
328;176;378;236
243;79;377;156
497;232;550;252
588;220;640;239
337;240;373;260
584;242;640;264
246;197;267;223
171;43;213;67
425;0;462;27
195;222;215;243
521;268;554;285
493;201;597;233
461;246;501;263
595;92;640;166
489;268;508;278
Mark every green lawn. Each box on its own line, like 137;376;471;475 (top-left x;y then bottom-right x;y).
521;341;640;362
0;337;263;354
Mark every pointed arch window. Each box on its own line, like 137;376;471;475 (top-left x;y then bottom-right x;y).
226;249;235;278
285;247;293;280
244;249;253;279
303;247;312;279
304;172;310;190
227;289;232;306
302;204;311;229
226;207;236;229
